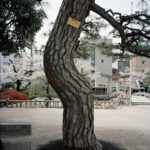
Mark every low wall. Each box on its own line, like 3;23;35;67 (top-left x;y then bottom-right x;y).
133;92;150;99
94;98;120;109
0;98;120;109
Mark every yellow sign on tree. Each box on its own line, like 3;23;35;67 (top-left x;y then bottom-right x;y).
67;17;81;29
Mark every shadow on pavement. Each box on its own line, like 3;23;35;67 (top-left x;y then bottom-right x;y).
37;139;127;150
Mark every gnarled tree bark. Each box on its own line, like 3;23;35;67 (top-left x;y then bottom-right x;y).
44;0;102;150
44;0;150;149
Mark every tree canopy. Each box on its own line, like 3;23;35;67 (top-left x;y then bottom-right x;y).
0;0;46;55
91;3;150;58
1;0;149;58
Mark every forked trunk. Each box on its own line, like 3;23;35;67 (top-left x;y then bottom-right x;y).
44;0;102;149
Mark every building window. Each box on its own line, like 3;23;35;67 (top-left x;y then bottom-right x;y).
91;70;95;74
142;60;146;64
91;79;95;87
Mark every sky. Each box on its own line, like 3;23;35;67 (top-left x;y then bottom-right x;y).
35;0;144;49
46;0;141;20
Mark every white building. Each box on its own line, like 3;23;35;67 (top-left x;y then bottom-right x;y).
75;38;112;96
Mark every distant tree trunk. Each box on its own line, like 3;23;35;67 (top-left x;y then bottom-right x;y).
16;80;21;91
24;81;31;90
46;84;52;100
44;0;102;149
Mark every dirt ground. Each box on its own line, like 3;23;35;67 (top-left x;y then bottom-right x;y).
0;105;150;150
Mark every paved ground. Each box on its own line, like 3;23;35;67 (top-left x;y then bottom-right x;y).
0;105;150;150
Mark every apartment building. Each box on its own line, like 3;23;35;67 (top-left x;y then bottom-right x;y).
75;38;112;96
131;56;150;73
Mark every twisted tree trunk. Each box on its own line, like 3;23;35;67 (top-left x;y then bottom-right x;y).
44;0;102;149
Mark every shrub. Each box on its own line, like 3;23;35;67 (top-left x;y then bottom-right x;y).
1;82;15;90
26;77;57;99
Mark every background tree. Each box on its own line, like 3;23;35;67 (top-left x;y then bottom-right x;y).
94;4;150;58
74;15;108;59
27;76;57;100
44;0;150;150
0;0;46;55
137;0;150;13
7;53;34;91
143;71;150;92
132;70;150;92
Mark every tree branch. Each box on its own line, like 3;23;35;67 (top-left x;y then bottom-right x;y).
91;3;126;49
91;3;150;58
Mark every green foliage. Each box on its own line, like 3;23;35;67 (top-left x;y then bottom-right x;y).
1;82;15;90
97;42;113;56
134;42;150;54
26;76;57;99
82;16;107;39
0;0;46;55
74;41;95;59
75;16;107;59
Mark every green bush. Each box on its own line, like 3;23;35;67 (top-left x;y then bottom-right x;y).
1;82;15;90
26;76;57;100
29;95;37;100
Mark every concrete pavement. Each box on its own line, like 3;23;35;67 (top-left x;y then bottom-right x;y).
0;105;150;150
